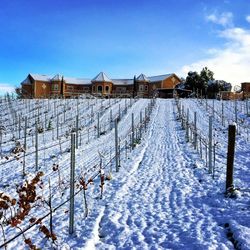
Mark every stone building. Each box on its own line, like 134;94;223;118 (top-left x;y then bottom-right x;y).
21;72;181;98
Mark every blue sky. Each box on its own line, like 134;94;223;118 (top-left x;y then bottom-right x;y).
0;0;250;94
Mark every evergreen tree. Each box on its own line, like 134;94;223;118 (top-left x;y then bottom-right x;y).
199;67;214;94
60;76;64;97
185;71;200;91
133;75;137;98
184;67;215;96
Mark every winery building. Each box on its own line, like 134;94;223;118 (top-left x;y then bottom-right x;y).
21;72;181;98
241;82;250;99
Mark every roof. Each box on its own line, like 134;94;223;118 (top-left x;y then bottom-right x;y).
148;73;173;82
21;76;32;85
64;77;91;85
21;72;179;86
92;72;112;82
25;74;91;85
52;74;91;85
112;79;134;86
137;74;149;82
30;74;52;82
51;74;63;81
21;74;52;84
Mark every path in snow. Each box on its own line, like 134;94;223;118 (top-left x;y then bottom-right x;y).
95;99;231;250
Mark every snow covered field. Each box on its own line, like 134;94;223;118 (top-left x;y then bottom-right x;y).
0;97;249;249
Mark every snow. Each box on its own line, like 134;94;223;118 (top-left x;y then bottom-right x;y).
29;74;92;85
148;73;173;82
112;79;134;86
0;97;249;249
137;74;149;82
21;73;177;87
92;72;112;83
63;77;91;85
30;73;52;82
51;74;91;85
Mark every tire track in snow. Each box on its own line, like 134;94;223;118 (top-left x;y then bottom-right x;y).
94;99;231;250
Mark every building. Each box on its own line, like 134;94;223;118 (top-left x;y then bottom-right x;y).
219;91;243;100
20;72;181;98
241;82;250;99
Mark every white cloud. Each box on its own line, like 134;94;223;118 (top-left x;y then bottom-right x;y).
179;16;250;87
0;83;15;96
206;12;233;27
246;15;250;23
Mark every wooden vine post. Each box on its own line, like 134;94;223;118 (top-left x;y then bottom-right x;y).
56;114;59;139
234;100;238;124
208;116;213;174
76;115;79;149
226;125;236;192
115;118;119;172
186;108;189;142
69;133;76;234
194;112;197;150
110;109;112;130
131;113;135;149
18;115;21;139
35;120;39;171
221;102;224;126
23;116;27;177
97;112;100;139
140;111;142;139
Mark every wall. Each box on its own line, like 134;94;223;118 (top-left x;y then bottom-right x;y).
148;81;161;97
34;81;51;98
92;82;113;95
22;84;33;98
241;83;250;99
220;91;243;100
64;84;91;97
161;75;181;89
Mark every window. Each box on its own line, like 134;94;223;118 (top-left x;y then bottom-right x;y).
105;86;109;92
145;85;148;91
67;85;74;90
139;85;144;91
97;85;103;93
52;84;58;91
116;87;126;93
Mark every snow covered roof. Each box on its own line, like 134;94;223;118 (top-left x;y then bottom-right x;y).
112;79;134;86
21;72;178;86
21;74;52;84
148;73;173;82
30;74;52;82
137;74;149;82
111;73;176;85
21;76;32;84
64;77;91;85
24;74;91;85
51;74;63;81
51;74;91;85
92;72;112;82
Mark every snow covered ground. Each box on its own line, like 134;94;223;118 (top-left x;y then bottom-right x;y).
0;98;249;249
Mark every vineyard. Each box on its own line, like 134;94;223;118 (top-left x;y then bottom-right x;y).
0;97;249;249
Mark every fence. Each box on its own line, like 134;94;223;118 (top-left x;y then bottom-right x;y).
0;98;156;248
